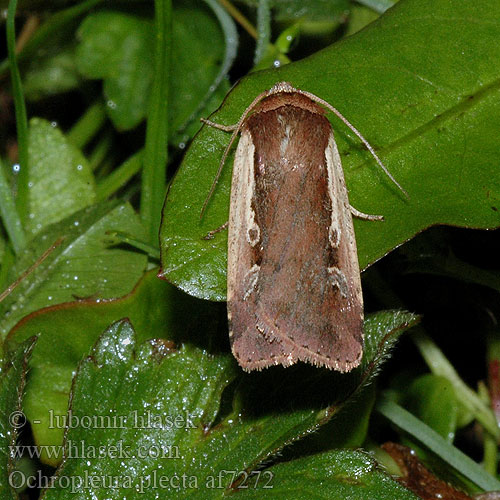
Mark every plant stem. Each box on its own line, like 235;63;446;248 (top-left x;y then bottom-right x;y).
67;101;107;150
7;0;30;224
218;0;257;39
97;150;144;201
0;159;26;254
140;0;171;246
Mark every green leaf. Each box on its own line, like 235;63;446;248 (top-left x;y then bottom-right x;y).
169;2;231;143
75;11;154;130
170;0;236;147
23;46;82;100
41;319;236;498
405;374;458;442
160;0;500;300
0;338;36;499
76;5;229;136
18;1;92;102
5;270;221;465
183;311;416;495
27;118;96;237
39;311;415;498
289;384;376;456
0;201;147;339
345;4;380;36
233;450;418;499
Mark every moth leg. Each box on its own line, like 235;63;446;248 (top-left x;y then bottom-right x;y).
350;205;384;221
201;118;238;132
203;221;229;240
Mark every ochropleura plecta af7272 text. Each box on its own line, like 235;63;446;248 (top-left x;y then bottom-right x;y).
203;82;405;372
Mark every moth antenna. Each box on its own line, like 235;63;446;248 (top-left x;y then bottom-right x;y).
200;88;274;219
299;89;409;198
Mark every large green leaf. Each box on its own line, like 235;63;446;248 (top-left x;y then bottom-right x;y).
75;11;155;130
41;320;235;499
0;201;147;339
160;0;500;300
27;118;95;237
232;450;417;499
405;374;458;442
4;270;222;464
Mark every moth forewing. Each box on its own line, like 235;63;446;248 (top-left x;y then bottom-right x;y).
227;127;297;370
203;82;403;372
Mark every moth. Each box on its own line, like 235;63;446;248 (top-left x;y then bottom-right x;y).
202;82;405;372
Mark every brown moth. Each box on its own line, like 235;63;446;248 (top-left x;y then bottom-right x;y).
203;82;405;372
